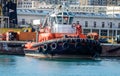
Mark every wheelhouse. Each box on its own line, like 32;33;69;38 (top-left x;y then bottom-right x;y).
49;11;75;33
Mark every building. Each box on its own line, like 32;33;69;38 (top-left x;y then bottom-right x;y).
17;0;40;9
69;5;120;14
75;13;120;38
79;0;120;6
79;0;90;5
40;0;80;5
17;8;49;27
17;0;80;9
16;0;120;7
17;8;120;38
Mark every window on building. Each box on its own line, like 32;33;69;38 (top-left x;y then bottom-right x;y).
94;21;96;27
85;21;88;27
76;21;79;24
22;19;25;25
110;22;112;28
118;23;120;28
102;22;105;28
101;30;107;36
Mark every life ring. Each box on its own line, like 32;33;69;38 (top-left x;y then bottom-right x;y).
50;42;57;51
62;42;69;49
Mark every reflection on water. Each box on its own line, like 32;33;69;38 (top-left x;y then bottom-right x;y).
0;55;120;76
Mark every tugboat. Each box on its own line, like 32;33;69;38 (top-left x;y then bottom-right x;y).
24;3;102;58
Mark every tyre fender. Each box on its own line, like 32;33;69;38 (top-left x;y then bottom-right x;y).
62;42;69;49
50;42;57;50
75;42;81;49
42;44;48;52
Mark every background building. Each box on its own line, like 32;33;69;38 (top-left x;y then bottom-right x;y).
17;0;40;9
65;0;120;6
17;8;120;37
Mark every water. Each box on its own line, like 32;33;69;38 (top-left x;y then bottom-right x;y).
0;55;120;76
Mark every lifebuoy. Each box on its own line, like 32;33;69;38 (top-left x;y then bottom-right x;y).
50;42;57;51
62;42;69;49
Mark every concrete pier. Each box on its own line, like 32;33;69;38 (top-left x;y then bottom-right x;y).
101;43;120;57
0;41;26;55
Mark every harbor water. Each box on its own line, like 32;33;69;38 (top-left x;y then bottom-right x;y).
0;55;120;76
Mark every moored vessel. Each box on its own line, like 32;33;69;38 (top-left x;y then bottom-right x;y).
24;3;102;58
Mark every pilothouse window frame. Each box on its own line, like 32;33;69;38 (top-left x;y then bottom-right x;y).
56;12;74;25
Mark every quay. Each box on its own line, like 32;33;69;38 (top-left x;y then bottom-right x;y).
1;40;120;57
0;41;26;55
101;43;120;57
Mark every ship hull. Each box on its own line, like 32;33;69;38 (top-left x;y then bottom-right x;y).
25;53;93;59
24;38;102;58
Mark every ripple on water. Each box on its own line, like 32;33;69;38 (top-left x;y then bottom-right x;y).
0;55;120;76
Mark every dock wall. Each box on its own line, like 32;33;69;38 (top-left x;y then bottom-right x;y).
0;41;26;55
101;44;120;57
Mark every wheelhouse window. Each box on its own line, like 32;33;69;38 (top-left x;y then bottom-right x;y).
51;17;56;25
63;16;68;24
63;12;68;15
57;16;62;24
56;12;74;25
69;17;73;24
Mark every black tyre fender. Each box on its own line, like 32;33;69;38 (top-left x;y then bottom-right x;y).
38;46;42;53
75;42;82;49
42;44;48;52
50;42;57;50
62;42;69;49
